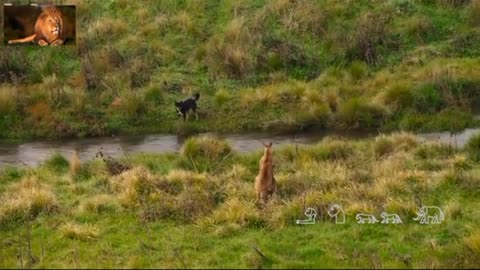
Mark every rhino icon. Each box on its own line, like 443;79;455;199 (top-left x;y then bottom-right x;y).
413;206;444;224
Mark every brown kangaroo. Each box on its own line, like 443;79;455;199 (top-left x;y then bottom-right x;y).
254;142;276;204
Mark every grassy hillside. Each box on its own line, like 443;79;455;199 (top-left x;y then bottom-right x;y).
1;133;480;268
1;0;480;140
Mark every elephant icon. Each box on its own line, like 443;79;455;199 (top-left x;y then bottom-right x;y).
413;206;444;224
296;207;317;225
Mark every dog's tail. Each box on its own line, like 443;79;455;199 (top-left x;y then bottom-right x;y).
193;93;200;100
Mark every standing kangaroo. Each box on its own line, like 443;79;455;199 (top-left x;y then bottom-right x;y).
254;142;276;204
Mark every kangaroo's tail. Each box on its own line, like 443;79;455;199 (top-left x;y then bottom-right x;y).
8;34;36;44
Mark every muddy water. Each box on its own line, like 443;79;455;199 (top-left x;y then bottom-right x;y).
0;128;479;168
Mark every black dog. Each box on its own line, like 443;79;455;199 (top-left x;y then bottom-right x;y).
175;93;200;121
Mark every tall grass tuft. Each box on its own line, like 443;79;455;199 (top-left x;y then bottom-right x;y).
180;136;233;171
172;11;195;33
204;17;255;78
471;1;480;26
338;98;388;128
348;61;368;81
464;230;480;255
0;177;58;224
60;222;99;241
70;150;81;178
0;85;17;114
214;89;232;107
78;194;118;215
44;153;70;174
465;133;480;161
196;198;263;230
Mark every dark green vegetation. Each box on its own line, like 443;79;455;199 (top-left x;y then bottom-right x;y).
1;133;480;268
1;0;480;139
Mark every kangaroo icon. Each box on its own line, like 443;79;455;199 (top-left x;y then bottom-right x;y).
296;207;317;225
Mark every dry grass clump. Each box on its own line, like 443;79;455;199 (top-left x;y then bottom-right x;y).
196;198;263;230
171;11;195;33
464;229;480;255
110;167;161;207
87;17;126;39
70;150;81;178
204;17;256;78
0;85;17;114
111;167;222;222
59;222;99;241
273;0;327;37
471;0;480;26
78;194;119;215
0;176;58;224
181;136;232;162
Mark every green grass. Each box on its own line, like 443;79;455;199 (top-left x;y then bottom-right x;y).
0;0;480;140
1;133;479;268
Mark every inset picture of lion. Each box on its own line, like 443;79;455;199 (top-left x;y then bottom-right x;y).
4;5;75;46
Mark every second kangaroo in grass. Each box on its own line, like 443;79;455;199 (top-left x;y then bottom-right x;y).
254;142;276;204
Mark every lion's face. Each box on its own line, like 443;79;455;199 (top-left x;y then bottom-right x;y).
46;15;61;36
35;6;64;43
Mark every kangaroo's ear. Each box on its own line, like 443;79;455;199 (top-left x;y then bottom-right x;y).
268;142;273;147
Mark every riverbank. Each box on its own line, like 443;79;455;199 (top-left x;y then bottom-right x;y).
1;1;480;140
1;133;480;268
2;127;480;168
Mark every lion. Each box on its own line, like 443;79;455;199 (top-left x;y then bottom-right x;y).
254;142;276;204
8;6;64;46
